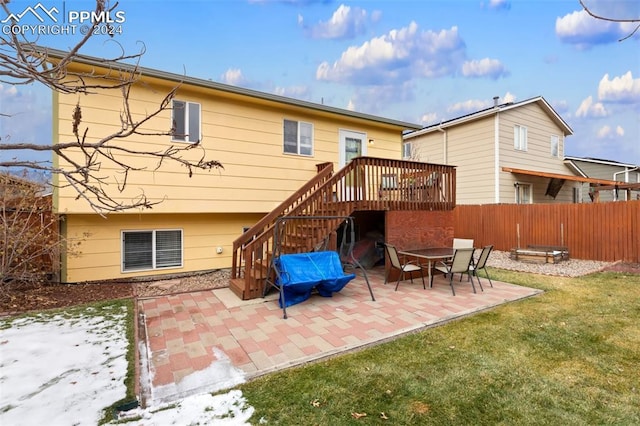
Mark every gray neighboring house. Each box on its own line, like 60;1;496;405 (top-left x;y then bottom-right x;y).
403;96;618;205
564;156;640;202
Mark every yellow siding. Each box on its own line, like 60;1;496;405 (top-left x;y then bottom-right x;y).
63;212;264;282
55;75;404;214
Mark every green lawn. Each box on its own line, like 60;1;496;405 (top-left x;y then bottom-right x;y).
239;269;640;425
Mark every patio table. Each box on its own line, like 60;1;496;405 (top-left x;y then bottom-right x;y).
398;247;455;287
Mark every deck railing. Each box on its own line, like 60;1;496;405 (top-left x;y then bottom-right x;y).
230;157;456;299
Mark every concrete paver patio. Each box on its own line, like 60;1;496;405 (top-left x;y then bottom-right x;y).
137;266;541;405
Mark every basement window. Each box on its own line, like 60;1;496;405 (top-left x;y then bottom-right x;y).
122;229;183;272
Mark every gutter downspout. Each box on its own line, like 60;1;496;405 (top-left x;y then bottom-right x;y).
494;110;500;203
613;166;640;201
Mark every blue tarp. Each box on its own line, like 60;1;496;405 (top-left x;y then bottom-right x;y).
275;251;356;308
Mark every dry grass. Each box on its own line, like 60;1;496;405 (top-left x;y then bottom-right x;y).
240;269;640;425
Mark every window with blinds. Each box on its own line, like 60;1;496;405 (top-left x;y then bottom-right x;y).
172;100;201;143
122;230;182;271
283;119;313;156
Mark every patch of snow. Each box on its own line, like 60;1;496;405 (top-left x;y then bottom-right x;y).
111;390;254;425
0;305;254;425
149;347;246;406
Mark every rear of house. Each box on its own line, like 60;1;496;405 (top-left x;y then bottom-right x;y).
51;51;420;283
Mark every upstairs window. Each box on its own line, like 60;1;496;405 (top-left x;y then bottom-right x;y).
550;135;560;157
122;229;183;272
283;119;313;156
514;125;527;151
402;142;412;159
172;100;201;143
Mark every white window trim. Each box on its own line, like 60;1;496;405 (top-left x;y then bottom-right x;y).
514;125;528;151
514;182;532;204
402;142;412;159
550;134;560;157
283;119;314;156
121;229;184;273
171;100;201;143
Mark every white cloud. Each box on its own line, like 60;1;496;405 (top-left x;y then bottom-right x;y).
220;68;248;86
555;9;634;48
420;112;438;125
316;22;465;84
303;4;370;39
0;84;51;163
595;124;624;139
447;92;516;115
597;124;612;138
551;99;570;115
0;83;18;97
345;82;416;115
447;98;491;114
576;95;609;118
488;0;511;11
598;71;640;103
580;0;640;21
273;85;310;100
502;92;517;103
461;58;509;79
346;98;356;111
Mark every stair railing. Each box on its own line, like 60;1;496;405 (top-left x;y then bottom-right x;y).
232;157;456;299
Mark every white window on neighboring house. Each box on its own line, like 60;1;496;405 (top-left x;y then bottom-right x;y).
514;125;528;151
402;142;412;159
122;229;183;272
573;187;581;203
283;119;313;156
515;183;532;204
172;100;201;143
550;134;560;157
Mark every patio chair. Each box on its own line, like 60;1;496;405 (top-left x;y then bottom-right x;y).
451;238;474;280
384;243;425;291
453;238;474;249
431;247;477;296
469;245;494;288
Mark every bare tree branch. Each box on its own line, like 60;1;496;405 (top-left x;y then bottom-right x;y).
579;0;640;42
0;0;223;213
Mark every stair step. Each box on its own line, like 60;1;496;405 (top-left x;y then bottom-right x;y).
230;276;266;300
229;278;246;299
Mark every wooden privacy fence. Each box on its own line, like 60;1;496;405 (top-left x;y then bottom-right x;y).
453;201;639;263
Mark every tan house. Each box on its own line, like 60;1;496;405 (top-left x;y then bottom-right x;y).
403;96;617;205
50;49;460;298
564;156;640;202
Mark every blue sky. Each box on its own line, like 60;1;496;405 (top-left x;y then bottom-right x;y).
1;0;639;165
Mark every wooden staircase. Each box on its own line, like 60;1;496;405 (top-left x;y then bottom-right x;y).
230;157;456;300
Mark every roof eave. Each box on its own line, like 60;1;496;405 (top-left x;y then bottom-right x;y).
42;47;421;131
405;96;573;139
